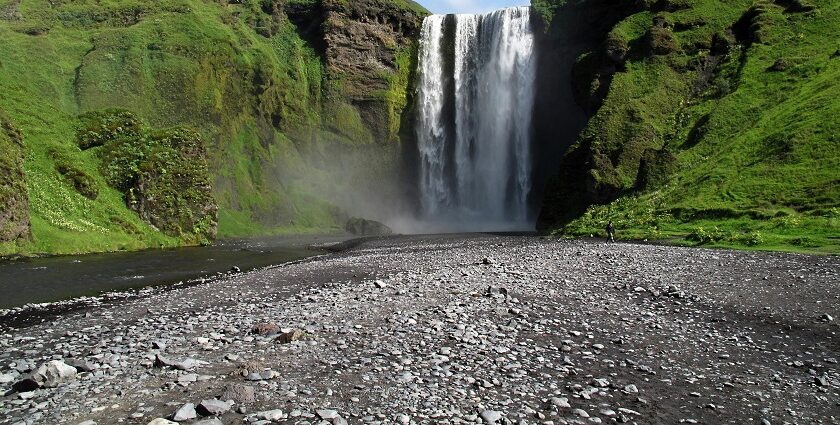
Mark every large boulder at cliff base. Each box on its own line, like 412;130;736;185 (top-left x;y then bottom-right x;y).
346;218;393;236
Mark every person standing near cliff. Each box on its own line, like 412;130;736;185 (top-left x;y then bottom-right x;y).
606;221;616;243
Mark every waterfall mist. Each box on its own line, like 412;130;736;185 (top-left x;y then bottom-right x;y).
415;7;538;232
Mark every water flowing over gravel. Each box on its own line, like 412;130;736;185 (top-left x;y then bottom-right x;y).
1;235;838;425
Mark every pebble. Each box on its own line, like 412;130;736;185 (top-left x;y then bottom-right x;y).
0;236;836;425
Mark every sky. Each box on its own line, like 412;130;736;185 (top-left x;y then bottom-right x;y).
420;0;530;14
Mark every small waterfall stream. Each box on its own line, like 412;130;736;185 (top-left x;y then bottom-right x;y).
415;7;537;231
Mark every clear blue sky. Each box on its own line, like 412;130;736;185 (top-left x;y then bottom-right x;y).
420;0;530;14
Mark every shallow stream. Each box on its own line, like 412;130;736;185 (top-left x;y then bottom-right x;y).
0;235;349;309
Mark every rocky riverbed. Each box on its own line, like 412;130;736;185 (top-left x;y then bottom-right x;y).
1;235;838;425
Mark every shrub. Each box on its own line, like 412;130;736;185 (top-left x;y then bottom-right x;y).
687;226;727;244
77;109;144;150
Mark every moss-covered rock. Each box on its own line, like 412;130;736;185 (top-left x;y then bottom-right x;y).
648;26;679;55
0;111;30;243
0;0;427;255
128;128;217;243
538;0;840;253
77;110;217;242
635;148;677;190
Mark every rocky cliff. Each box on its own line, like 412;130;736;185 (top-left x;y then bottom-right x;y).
0;111;30;245
0;0;427;255
535;0;839;251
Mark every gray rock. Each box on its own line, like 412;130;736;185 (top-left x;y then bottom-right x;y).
479;410;502;424
197;399;230;416
15;360;77;391
550;397;570;408
66;359;96;373
572;408;590;418
194;420;224;425
316;409;340;420
254;410;286;420
246;370;275;381
221;383;256;404
155;355;201;371
172;403;197;422
147;420;178;425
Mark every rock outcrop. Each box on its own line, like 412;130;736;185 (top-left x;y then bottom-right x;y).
78;110;218;243
285;0;428;143
0;112;30;244
345;217;394;236
127;128;218;243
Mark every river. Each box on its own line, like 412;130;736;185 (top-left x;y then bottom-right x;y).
0;234;351;309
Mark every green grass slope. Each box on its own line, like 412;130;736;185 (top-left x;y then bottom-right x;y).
0;0;425;256
538;0;840;254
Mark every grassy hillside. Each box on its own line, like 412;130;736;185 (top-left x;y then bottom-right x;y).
537;0;840;254
0;0;425;256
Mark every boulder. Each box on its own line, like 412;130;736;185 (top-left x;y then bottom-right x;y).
172;403;197;422
277;329;306;344
251;322;281;336
197;399;231;416
14;360;77;391
345;217;393;236
221;383;256;404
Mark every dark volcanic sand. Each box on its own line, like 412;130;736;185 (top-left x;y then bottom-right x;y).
0;235;838;424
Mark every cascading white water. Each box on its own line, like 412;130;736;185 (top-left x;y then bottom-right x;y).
416;7;537;231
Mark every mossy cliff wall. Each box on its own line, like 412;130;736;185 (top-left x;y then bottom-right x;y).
0;111;31;245
0;0;427;255
534;0;839;252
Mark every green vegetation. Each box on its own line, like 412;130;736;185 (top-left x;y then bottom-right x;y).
0;110;31;250
539;0;840;254
0;0;424;256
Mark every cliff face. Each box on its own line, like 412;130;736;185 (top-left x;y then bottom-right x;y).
286;0;426;144
535;0;840;250
0;0;427;255
0;111;30;244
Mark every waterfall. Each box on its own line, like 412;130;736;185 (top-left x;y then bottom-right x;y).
415;7;537;231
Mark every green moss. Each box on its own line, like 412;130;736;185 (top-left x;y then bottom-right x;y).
50;148;100;200
1;0;427;255
0;110;31;243
382;44;418;143
542;0;840;254
130;127;217;243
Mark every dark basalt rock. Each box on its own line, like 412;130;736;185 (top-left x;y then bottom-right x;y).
345;217;393;236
